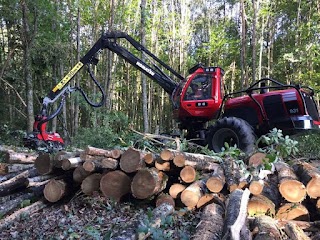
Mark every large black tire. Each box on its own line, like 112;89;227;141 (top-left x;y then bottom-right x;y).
206;117;256;154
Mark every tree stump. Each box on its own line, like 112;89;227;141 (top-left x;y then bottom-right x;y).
100;170;131;201
131;168;168;199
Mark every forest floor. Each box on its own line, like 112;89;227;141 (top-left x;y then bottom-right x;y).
0;192;201;240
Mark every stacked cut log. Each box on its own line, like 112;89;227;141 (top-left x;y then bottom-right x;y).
2;146;320;239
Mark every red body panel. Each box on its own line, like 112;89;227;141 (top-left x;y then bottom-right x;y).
173;67;224;122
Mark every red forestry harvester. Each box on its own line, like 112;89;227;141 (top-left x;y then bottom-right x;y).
23;31;320;153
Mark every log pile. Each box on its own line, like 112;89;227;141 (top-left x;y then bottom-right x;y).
1;146;320;239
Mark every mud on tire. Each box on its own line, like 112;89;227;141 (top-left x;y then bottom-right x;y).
206;117;256;154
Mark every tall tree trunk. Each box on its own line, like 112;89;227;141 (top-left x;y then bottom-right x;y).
240;0;247;88
20;0;35;132
140;0;149;133
73;7;81;135
251;0;258;82
105;0;115;111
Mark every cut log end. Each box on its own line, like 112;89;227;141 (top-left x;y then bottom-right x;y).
180;166;196;183
247;195;275;217
206;177;224;193
156;193;175;208
34;154;52;175
276;203;309;221
81;173;102;195
173;155;185;167
160;149;174;161
131;168;167;199
100;170;131;201
249;180;264;195
169;183;186;199
43;179;66;203
306;177;320;199
279;180;306;203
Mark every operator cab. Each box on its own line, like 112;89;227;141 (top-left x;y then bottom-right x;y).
172;65;224;122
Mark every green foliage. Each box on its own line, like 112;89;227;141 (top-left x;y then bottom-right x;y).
0;124;25;147
72;111;138;149
257;128;299;160
294;134;320;159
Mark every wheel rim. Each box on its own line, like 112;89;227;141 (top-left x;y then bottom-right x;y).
211;128;239;152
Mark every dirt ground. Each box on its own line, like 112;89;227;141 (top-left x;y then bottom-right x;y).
0;193;201;240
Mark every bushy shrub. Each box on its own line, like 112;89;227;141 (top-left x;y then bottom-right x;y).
71;111;138;149
294;133;320;159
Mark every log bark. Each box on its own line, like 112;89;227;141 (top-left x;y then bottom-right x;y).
43;179;67;202
180;180;205;208
169;183;186;199
73;166;91;183
0;168;38;197
131;168;168;199
172;152;221;171
4;150;38;164
27;174;57;187
293;161;320;199
0;200;47;230
120;148;146;173
0;163;33;175
0;191;36;217
206;165;225;193
100;170;131;201
81;173;102;195
83;158;118;172
61;157;83;170
252;215;282;240
53;151;82;168
221;157;243;192
180;166;197;183
276;203;309;221
222;188;251;240
260;174;282;208
283;221;311;240
247;194;275;217
84;146;121;159
276;161;306;203
191;202;225;240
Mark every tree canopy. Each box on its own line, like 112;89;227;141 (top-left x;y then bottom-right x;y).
0;0;319;145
